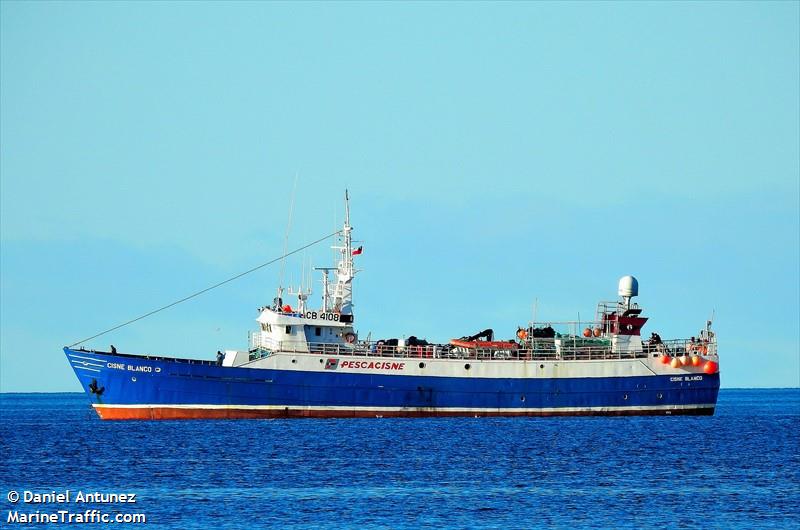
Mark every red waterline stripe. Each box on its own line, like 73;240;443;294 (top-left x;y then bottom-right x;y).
93;406;715;420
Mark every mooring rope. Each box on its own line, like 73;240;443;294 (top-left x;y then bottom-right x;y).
67;230;342;348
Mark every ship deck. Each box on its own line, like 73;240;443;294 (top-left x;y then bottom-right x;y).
247;337;713;363
70;337;713;365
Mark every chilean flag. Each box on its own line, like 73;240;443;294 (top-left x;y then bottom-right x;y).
352;246;363;256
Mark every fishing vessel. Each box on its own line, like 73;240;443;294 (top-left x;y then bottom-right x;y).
64;193;720;419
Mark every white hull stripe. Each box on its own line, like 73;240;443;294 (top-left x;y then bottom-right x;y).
68;354;106;366
93;403;714;412
74;366;101;372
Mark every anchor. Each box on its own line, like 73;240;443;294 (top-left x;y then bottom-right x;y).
88;379;105;396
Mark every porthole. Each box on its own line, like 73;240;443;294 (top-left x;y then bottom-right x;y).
464;363;471;370
540;364;544;369
657;393;663;399
419;362;426;369
520;395;526;402
623;394;629;400
319;359;324;364
291;359;297;364
131;376;137;382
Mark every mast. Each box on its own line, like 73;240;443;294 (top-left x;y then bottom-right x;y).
343;189;354;274
313;267;336;312
331;190;356;315
322;269;330;312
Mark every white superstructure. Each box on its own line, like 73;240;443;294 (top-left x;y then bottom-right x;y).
223;193;718;383
245;192;358;358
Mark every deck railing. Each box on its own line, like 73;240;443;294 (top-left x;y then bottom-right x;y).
247;334;716;362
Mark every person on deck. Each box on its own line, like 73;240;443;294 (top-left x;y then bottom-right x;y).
110;345;117;354
216;350;224;366
651;333;666;354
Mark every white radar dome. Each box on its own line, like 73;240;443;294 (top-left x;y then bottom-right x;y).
618;275;639;298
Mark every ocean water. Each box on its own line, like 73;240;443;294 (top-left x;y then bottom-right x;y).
1;390;798;529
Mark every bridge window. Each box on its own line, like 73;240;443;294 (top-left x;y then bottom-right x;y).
285;325;292;334
315;327;321;337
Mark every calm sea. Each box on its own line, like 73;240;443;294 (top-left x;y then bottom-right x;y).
1;390;798;529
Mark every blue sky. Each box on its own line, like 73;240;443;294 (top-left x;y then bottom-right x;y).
1;1;798;391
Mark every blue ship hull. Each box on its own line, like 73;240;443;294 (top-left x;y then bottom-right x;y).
65;347;719;419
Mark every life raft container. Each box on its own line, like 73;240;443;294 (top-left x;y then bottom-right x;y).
449;339;518;350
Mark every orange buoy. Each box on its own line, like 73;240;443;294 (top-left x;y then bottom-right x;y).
679;355;690;366
703;361;719;374
593;328;602;337
660;355;671;365
670;357;682;368
583;328;592;338
691;355;702;367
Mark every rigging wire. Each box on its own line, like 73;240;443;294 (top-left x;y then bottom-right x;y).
67;230;342;348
